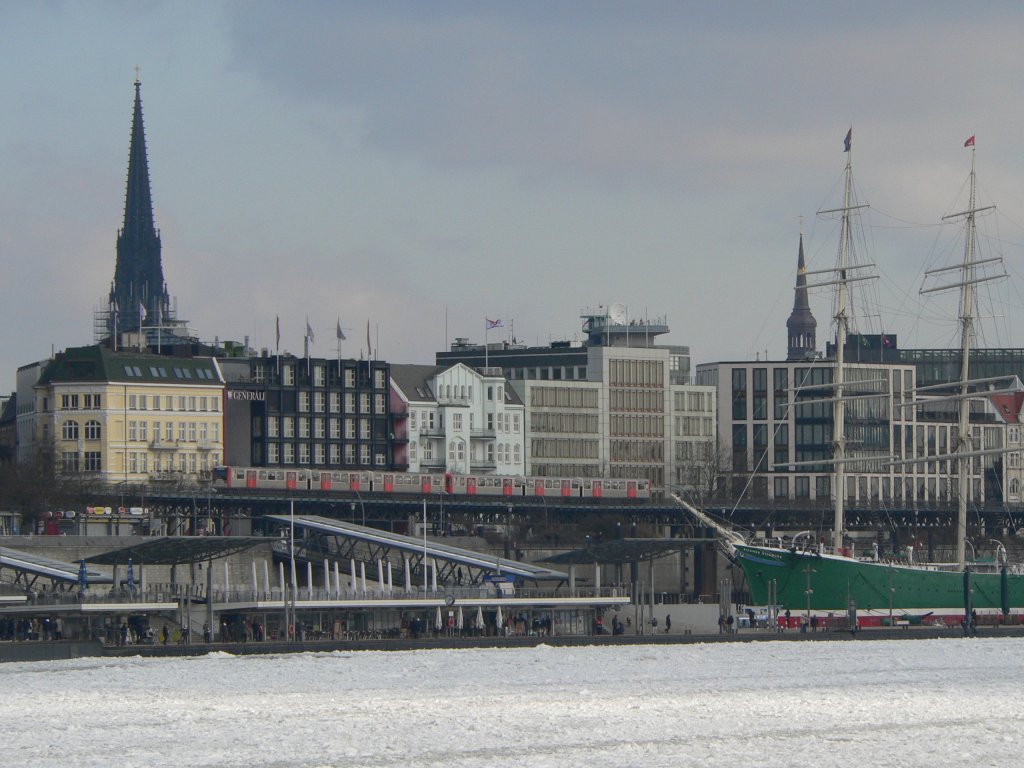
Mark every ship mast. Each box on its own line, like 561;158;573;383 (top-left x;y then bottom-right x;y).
952;148;981;570
814;133;869;552
919;140;1003;571
831;148;853;552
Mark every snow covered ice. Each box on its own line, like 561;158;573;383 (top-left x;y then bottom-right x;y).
6;638;1024;767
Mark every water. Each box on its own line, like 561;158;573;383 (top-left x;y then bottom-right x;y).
6;638;1024;767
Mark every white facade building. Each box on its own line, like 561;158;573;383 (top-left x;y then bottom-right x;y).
391;363;525;477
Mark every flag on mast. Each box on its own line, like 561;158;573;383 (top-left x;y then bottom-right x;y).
843;127;852;152
275;316;281;351
964;135;976;147
305;319;315;344
486;318;503;330
336;319;346;341
367;319;372;360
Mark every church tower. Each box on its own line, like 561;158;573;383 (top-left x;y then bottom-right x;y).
786;233;817;360
105;77;172;338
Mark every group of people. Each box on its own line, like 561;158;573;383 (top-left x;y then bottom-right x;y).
0;616;61;642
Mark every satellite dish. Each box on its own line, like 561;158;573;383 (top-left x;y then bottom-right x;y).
609;302;628;324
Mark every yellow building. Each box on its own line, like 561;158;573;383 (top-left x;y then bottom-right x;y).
34;346;224;484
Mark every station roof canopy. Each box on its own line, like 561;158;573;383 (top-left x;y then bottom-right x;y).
539;538;713;565
265;515;568;582
87;536;269;566
1;546;112;585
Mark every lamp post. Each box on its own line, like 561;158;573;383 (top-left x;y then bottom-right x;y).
990;539;1007;567
353;490;366;527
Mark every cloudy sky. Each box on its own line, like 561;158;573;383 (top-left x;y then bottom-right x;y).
3;2;1024;386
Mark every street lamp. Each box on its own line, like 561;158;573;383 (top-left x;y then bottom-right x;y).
353;490;366;527
990;539;1007;567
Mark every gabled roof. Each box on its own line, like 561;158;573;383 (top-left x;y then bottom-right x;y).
36;345;223;387
390;364;440;403
989;392;1024;424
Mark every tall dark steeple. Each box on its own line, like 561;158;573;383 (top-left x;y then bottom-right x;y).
107;77;170;337
786;233;817;360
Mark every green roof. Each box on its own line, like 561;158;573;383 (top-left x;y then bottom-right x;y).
37;345;223;387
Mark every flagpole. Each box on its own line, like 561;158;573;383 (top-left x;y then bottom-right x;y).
485;322;489;368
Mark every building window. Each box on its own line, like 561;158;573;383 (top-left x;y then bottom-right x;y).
62;452;79;472
283;366;295;386
360;445;370;465
84;420;101;440
299;444;310;464
453;413;463;430
314;366;326;387
63;421;80;440
299;392;310;412
344;368;356;387
84;452;102;472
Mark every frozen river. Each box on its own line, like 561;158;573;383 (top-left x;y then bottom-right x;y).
6;638;1024;767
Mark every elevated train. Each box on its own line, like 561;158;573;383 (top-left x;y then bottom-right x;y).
212;465;650;501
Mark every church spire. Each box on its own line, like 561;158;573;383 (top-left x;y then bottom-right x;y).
107;76;170;337
786;233;817;360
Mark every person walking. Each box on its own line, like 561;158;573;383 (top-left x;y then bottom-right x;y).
665;614;671;633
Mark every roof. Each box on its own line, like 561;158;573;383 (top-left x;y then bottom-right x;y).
36;345;223;388
390;364;440;403
539;538;712;565
87;536;268;565
0;393;15;425
0;546;112;584
266;515;568;581
990;392;1024;424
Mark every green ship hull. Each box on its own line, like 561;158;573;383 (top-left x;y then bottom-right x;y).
735;544;1021;619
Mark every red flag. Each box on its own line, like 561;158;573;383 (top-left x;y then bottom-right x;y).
964;135;976;147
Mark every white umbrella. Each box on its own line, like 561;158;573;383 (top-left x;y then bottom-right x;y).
435;606;443;632
476;605;484;633
457;606;465;631
495;605;504;634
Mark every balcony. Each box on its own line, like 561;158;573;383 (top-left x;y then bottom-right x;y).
196;439;217;451
470;428;496;439
149;438;178;451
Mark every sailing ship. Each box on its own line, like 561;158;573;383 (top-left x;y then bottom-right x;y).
675;134;1024;626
